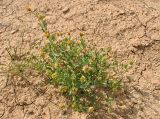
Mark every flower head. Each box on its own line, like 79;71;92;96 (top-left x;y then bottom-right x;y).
37;15;45;21
40;52;45;59
80;33;84;37
82;65;92;73
80;75;86;82
66;40;71;45
51;72;57;79
57;32;62;36
88;107;94;113
40;48;46;58
54;62;59;68
70;87;78;95
44;31;50;38
58;102;66;109
59;86;67;93
71;102;77;108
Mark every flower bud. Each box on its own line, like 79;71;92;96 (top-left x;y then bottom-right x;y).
51;72;57;79
80;33;84;37
54;62;58;68
44;31;50;38
82;65;92;73
80;76;86;82
59;86;67;93
66;40;71;45
88;107;94;113
37;15;45;21
70;87;78;95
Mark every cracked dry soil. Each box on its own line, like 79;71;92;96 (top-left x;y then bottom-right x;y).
0;0;160;119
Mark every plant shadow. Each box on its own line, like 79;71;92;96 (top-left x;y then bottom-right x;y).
86;87;140;119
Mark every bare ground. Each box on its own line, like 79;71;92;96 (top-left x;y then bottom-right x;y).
0;0;160;119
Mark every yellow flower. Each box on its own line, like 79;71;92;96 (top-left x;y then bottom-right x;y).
71;102;77;108
80;76;86;82
51;72;57;79
54;62;58;68
71;74;76;81
40;52;45;59
57;32;62;36
82;65;92;73
37;15;45;21
66;40;71;45
70;87;78;95
80;33;84;37
88;107;94;113
59;86;67;93
40;48;46;58
58;102;66;109
44;31;50;38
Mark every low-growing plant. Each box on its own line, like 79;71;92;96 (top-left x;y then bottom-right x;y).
6;37;31;77
7;8;131;113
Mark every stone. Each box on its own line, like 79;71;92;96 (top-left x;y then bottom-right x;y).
11;29;18;34
62;7;70;14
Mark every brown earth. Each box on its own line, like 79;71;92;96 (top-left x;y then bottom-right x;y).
0;0;160;119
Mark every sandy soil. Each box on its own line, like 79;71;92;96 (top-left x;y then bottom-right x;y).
0;0;160;119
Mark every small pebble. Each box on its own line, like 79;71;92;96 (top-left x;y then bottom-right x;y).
11;29;18;34
62;7;70;14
